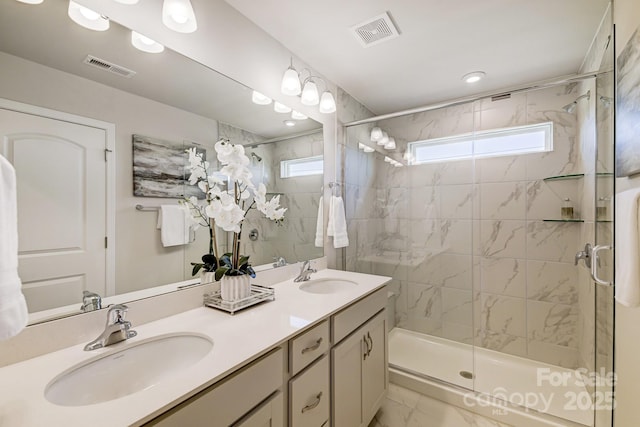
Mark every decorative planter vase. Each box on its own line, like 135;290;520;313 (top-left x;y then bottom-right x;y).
200;271;220;292
220;274;251;302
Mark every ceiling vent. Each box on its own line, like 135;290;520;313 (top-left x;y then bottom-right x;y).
350;12;400;48
83;55;136;78
491;93;512;102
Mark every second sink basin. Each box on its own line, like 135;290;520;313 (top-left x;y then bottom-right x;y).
45;333;213;406
299;278;358;294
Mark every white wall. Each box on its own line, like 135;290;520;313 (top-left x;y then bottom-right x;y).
0;51;217;295
613;0;640;425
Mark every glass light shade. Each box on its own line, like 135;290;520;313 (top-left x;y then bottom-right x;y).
378;132;389;146
162;0;197;33
300;80;319;106
319;91;336;113
274;102;292;113
363;145;375;153
384;156;392;163
384;137;396;150
370;127;383;141
291;110;308;120
252;91;272;105
281;67;301;96
131;31;165;53
16;0;44;4
68;1;109;31
114;0;139;4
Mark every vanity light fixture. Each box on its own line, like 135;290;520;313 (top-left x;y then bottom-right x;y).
68;1;109;31
283;120;296;127
274;102;292;113
319;91;337;113
378;132;389;146
281;58;302;96
462;71;486;84
162;0;197;33
16;0;44;4
384;137;396;150
251;91;272;105
131;31;165;53
301;79;320;106
291;110;308;120
370;127;383;142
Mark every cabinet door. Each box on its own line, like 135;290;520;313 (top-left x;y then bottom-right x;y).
362;311;387;425
332;327;365;427
233;392;284;427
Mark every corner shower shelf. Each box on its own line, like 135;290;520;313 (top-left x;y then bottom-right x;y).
543;172;614;182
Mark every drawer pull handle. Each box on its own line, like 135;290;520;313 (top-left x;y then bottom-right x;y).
363;334;368;360
301;392;323;413
366;332;373;357
301;337;323;354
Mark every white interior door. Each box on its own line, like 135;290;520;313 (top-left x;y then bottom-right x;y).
0;108;107;312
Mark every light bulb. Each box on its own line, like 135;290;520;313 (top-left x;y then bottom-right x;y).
291;110;308;120
301;80;319;106
68;1;109;31
319;91;336;113
274;102;292;113
281;67;301;96
162;0;197;33
251;91;272;105
131;31;165;53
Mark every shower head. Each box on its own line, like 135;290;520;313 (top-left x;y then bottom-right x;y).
562;90;591;113
250;152;263;162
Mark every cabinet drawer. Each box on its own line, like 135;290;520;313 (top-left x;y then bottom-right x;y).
289;320;329;376
332;287;386;344
289;355;330;427
146;347;283;426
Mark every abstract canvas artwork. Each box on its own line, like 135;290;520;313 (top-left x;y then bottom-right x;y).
132;134;206;198
616;26;640;177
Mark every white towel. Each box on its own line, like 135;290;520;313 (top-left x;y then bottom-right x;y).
328;196;349;249
615;188;640;307
0;155;28;341
157;205;191;247
314;196;323;248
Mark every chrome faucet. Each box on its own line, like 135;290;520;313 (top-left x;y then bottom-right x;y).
84;304;137;351
80;290;102;312
294;260;317;282
273;256;287;268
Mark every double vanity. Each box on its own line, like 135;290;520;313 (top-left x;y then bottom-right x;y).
0;264;390;426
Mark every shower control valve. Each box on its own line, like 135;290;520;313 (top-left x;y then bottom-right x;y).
575;243;592;268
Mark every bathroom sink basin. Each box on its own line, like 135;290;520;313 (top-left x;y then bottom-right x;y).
45;333;213;406
299;278;358;294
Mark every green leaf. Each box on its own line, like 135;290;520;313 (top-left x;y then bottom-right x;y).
238;255;250;266
214;266;230;281
191;263;203;276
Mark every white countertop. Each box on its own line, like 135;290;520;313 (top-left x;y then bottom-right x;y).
0;269;390;427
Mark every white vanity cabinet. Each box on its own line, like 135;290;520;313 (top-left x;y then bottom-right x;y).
331;288;388;427
145;348;284;427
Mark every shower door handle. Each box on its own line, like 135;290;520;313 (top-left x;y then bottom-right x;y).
591;245;613;286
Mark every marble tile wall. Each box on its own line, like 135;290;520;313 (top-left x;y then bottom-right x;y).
346;84;588;369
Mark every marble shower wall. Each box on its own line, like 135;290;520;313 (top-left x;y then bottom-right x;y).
346;84;587;369
219;123;324;266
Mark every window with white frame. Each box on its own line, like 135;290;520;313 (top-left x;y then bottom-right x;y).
407;122;553;165
280;155;324;178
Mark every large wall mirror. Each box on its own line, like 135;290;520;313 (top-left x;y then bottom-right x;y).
0;0;323;325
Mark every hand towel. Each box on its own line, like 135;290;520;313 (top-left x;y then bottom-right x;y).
314;196;323;247
328;195;349;249
615;188;640;306
157;205;191;247
0;155;28;341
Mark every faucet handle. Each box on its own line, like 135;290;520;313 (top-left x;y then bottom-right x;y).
107;304;128;324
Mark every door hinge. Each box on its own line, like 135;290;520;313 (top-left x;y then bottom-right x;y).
104;148;113;161
105;236;108;248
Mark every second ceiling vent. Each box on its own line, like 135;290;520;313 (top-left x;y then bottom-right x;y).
350;12;400;48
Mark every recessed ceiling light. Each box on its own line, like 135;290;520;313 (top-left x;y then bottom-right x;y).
462;71;486;84
16;0;44;4
283;120;296;127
